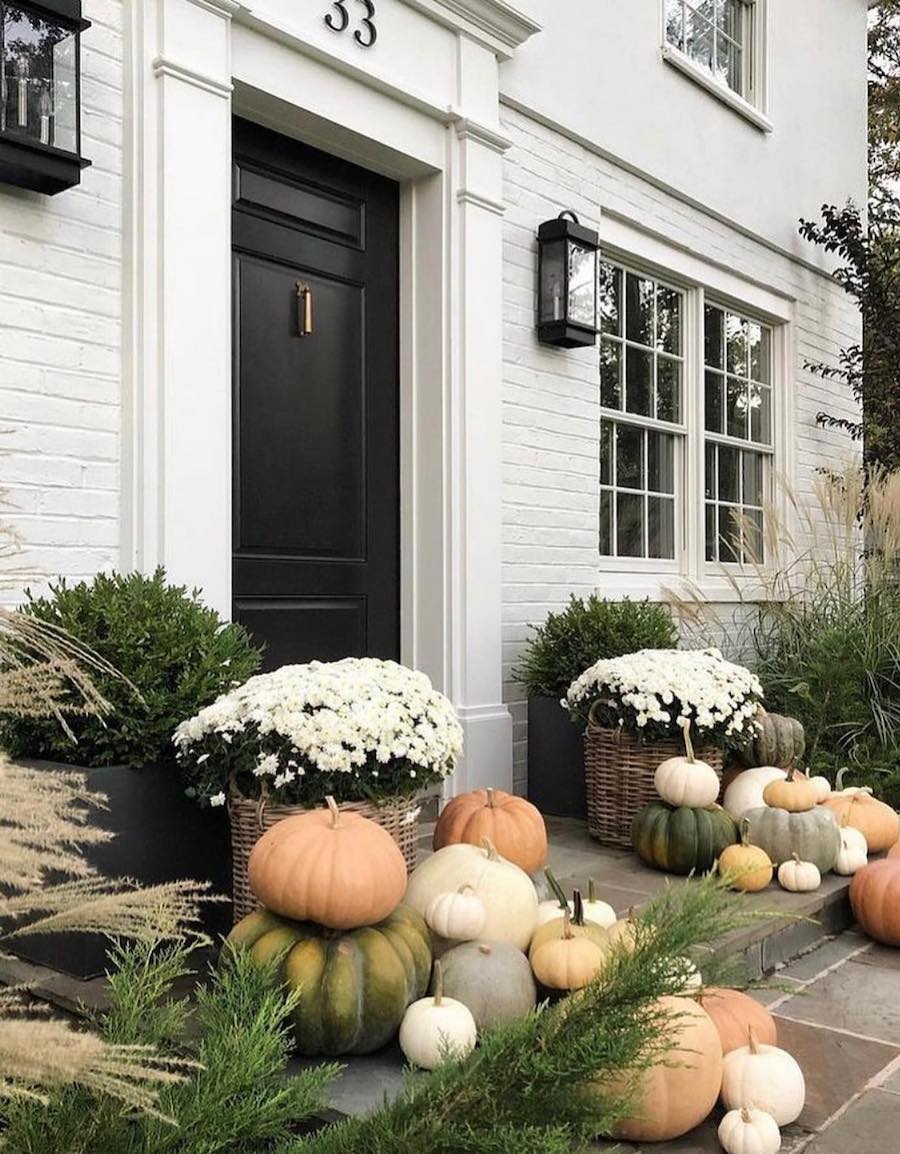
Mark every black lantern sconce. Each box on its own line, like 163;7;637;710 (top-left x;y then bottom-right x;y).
0;0;90;195
537;211;600;348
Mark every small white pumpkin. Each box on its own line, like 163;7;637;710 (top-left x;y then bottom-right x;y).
399;961;477;1070
777;853;821;893
581;878;617;929
724;767;788;821
654;721;721;808
425;885;486;941
721;1027;806;1126
718;1106;781;1154
668;956;703;994
834;820;868;876
536;873;617;931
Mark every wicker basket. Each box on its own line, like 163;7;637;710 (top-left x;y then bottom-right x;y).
228;790;422;923
585;725;724;849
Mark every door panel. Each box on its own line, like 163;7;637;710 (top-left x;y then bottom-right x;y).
232;119;399;668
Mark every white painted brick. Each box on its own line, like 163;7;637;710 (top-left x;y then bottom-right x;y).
501;105;861;792
0;0;123;602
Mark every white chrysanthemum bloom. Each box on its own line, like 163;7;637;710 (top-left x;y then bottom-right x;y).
174;658;463;804
565;648;761;739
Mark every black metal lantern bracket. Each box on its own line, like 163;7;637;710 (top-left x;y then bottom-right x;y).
537;209;600;349
0;0;91;195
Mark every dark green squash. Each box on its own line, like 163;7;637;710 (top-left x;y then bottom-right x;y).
738;712;806;769
226;904;432;1056
632;803;739;875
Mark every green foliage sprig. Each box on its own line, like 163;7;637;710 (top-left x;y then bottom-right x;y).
0;569;263;767
513;595;678;700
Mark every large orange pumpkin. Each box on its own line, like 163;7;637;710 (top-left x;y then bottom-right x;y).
598;996;723;1142
247;795;407;929
850;858;900;946
822;789;900;853
698;987;778;1054
433;788;548;874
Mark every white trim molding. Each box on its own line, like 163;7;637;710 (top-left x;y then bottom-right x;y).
661;45;774;134
401;0;541;58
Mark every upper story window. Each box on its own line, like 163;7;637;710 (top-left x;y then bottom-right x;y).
663;0;770;129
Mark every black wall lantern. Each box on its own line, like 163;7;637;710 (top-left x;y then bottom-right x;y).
0;0;90;195
537;211;600;348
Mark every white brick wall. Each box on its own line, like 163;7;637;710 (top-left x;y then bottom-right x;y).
501;105;862;793
0;0;123;604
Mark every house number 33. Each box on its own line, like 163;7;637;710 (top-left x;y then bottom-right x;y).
324;1;377;48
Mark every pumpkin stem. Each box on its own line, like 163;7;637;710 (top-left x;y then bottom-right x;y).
836;766;848;791
433;960;444;1006
572;890;586;927
561;909;575;941
681;718;696;764
325;795;342;828
588;877;597;904
740;1107;753;1124
482;838;500;861
478;944;492;957
792;852;800;863
486;788;496;808
739;817;752;847
545;868;569;909
747;1025;759;1055
458;883;475;896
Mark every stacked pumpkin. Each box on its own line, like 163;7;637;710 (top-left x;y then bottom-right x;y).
631;723;740;876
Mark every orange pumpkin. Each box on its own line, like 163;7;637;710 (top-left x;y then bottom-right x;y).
762;769;817;813
600;996;723;1142
888;841;900;860
433;788;548;874
698;987;778;1054
822;788;900;853
247;795;407;929
850;858;900;946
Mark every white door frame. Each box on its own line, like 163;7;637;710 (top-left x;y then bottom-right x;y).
122;0;540;792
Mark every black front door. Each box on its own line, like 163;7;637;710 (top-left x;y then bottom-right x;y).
232;119;400;669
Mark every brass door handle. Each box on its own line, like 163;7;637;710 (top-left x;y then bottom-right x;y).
296;281;313;337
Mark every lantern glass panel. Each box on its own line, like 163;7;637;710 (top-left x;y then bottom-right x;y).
539;239;567;324
567;241;596;329
1;6;78;154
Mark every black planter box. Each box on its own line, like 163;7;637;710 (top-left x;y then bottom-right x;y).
526;696;586;819
9;761;231;979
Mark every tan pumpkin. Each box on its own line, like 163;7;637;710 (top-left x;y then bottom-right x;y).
888;841;900;860
530;913;607;991
762;768;817;813
247;795;407;928
698;987;778;1055
433;788;548;874
794;768;831;804
850;858;900;946
529;891;609;960
822;772;900;852
718;820;773;893
598;996;723;1142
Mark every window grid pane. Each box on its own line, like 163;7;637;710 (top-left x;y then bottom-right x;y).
668;0;751;98
600;421;680;561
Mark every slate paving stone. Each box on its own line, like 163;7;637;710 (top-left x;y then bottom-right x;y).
778;932;870;981
772;1016;900;1130
748;978;804;1007
881;1065;900;1093
290;1043;408;1116
853;941;900;972
804;1088;900;1154
776;960;900;1043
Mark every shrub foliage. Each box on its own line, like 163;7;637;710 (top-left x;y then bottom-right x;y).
0;569;263;767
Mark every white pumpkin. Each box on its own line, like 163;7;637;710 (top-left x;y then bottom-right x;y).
721;1027;806;1126
668;956;703;994
405;839;539;951
718;1107;782;1154
834;822;868;876
777;853;821;893
654;722;721;808
724;767;788;821
425;885;487;941
399;961;477;1070
582;878;617;929
536;898;573;927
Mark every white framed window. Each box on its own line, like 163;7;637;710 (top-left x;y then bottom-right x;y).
703;304;773;564
661;0;770;129
598;256;782;578
599;264;685;562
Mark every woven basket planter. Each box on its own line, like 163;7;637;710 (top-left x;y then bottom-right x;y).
228;791;421;923
585;725;724;849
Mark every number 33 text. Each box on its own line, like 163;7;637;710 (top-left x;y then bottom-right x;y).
324;1;377;48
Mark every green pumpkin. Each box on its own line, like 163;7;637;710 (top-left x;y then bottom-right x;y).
743;805;840;872
632;803;739;875
739;713;806;769
226;904;432;1056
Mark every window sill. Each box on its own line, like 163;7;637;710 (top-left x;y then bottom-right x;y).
595;570;781;605
661;45;774;134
